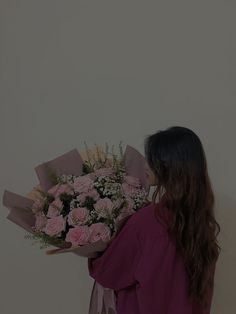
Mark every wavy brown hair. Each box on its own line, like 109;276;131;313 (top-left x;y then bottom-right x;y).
144;126;221;308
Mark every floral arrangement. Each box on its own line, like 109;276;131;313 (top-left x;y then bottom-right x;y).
3;143;150;256
2;142;150;314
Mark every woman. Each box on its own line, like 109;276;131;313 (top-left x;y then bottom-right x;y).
88;126;221;314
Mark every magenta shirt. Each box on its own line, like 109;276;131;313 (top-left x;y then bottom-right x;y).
88;197;215;314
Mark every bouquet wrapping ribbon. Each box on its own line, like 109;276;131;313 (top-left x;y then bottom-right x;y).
89;281;117;314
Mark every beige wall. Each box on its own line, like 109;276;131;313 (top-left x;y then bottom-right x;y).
0;1;235;313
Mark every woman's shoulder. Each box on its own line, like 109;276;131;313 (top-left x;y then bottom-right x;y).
128;200;172;238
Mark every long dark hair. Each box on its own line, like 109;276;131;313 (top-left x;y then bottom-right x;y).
144;126;221;308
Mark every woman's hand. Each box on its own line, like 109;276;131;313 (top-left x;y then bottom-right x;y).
87;237;115;259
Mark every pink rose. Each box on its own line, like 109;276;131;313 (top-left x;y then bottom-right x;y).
121;182;139;196
87;172;96;180
94;198;114;218
65;226;90;246
47;198;64;218
124;175;140;187
32;198;45;214
86;188;100;200
94;167;115;177
67;207;90;226
113;198;124;209
73;175;94;193
78;189;100;203
116;198;135;221
35;213;48;231
88;223;111;243
47;183;74;198
124;196;135;211
44;215;66;237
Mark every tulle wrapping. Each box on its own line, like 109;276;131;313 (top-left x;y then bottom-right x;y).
2;145;149;314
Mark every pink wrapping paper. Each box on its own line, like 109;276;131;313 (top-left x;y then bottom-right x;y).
34;148;84;191
123;145;149;192
2;190;35;233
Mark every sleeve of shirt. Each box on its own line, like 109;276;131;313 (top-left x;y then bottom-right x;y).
87;215;141;291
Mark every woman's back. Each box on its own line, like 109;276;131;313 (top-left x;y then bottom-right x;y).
88;199;215;314
132;201;215;314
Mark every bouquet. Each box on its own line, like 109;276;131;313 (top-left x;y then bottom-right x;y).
2;143;150;314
